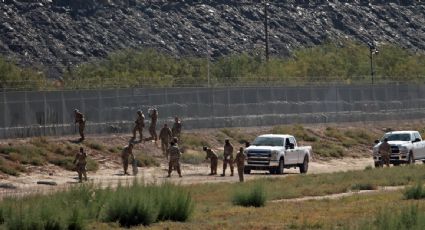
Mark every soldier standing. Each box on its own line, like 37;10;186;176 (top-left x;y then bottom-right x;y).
234;147;246;182
132;110;145;141
203;146;218;175
145;108;158;143
379;138;391;167
221;139;234;177
167;139;182;178
74;109;86;141
172;116;182;141
121;143;135;175
159;124;173;158
73;147;88;183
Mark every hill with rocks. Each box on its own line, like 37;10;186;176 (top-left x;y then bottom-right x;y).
1;0;424;77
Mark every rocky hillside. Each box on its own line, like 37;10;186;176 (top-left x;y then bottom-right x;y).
1;0;424;76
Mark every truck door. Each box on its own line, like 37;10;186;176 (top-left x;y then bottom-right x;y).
413;132;424;159
285;137;298;164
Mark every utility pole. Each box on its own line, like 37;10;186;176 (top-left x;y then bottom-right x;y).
368;43;379;85
206;39;210;87
264;1;269;62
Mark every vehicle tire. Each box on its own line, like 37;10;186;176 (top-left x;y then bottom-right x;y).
299;156;309;174
269;169;275;175
407;152;414;165
393;163;400;166
244;168;251;174
374;162;382;168
276;158;284;175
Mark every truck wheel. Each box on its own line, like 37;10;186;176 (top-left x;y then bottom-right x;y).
407;152;414;165
269;169;275;175
374;162;382;168
299;156;309;174
244;168;251;174
277;158;284;175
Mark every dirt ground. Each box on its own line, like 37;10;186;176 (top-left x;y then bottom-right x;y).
0;156;374;199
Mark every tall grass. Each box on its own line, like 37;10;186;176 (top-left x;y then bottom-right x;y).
0;182;194;229
232;182;267;207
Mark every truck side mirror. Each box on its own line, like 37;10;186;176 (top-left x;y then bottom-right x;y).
374;140;380;144
413;138;421;143
289;143;295;149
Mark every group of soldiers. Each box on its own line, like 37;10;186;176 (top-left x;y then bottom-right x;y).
72;108;246;183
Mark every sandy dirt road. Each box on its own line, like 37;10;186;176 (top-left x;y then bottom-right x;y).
0;157;374;199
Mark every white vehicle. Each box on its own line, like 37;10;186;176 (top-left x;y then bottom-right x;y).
373;131;425;167
244;134;312;174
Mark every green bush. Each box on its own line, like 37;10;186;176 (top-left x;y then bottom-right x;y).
351;183;377;191
232;183;267;207
181;150;205;164
404;183;425;200
271;125;317;142
85;141;104;151
312;141;344;158
135;153;160;167
156;183;194;222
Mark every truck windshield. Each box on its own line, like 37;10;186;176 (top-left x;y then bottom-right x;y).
382;133;411;142
251;137;284;147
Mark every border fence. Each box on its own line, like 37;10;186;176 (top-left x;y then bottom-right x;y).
1;83;425;139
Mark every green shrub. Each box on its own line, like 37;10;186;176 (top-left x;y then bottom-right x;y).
271;125;317;142
135;153;160;167
312;141;344;158
181;134;210;149
404;183;425;200
351;183;376;191
156;183;194;222
232;183;267;207
181;150;205;164
85;141;104;151
0;158;21;176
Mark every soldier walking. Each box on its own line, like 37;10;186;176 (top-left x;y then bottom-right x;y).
379;138;391;167
221;139;234;176
203;146;218;175
121;143;135;175
167;138;182;178
234;147;246;182
74;109;86;141
172;116;182;141
73;147;88;183
159;124;173;158
145;108;158;143
132;110;145;141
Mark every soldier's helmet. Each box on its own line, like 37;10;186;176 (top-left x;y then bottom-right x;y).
74;109;79;113
384;138;389;142
239;147;244;152
79;146;84;151
225;139;230;144
137;110;142;115
203;146;208;151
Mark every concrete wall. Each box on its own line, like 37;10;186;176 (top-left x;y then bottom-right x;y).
1;84;425;139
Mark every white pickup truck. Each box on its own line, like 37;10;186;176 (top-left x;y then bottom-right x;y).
244;134;312;174
373;131;425;167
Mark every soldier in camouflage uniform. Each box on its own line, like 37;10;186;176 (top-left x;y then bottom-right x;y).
172;116;182;141
132;110;145;141
159;124;172;158
121;143;134;175
73;147;88;182
167;139;182;177
221;139;234;176
234;147;246;182
145;108;158;143
74;109;86;141
379;138;391;167
203;146;218;175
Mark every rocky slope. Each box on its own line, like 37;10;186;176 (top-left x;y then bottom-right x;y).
1;0;424;77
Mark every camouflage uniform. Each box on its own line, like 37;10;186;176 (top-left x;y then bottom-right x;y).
168;144;182;177
75;111;86;140
145;109;158;142
205;148;218;175
234;148;246;182
379;141;391;167
159;125;172;158
222;142;234;176
73;149;87;182
121;144;134;175
172;118;182;140
132;112;145;140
